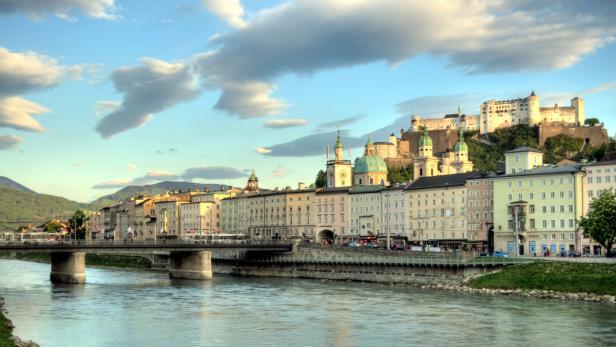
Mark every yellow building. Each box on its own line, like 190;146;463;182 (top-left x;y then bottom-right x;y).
406;173;473;250
315;187;350;243
493;147;584;256
349;185;384;240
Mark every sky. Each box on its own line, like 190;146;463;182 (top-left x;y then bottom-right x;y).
1;0;616;202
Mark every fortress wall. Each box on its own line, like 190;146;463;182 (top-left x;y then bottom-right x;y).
538;125;609;147
401;129;458;158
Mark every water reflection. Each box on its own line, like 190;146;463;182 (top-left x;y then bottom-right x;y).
1;259;615;347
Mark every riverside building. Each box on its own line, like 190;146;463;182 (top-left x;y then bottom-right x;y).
493;147;584;256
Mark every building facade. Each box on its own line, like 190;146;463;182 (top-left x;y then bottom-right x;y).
315;187;350;243
406;173;472;250
493;148;584;256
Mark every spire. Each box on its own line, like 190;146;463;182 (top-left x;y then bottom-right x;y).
457;105;462;115
335;126;343;149
530;89;536;97
419;126;432;147
454;127;468;153
249;170;257;181
366;135;373;146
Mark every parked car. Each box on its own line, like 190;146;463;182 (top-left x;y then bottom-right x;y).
493;251;509;257
345;241;361;248
391;244;405;250
568;251;581;257
479;250;489;257
366;242;380;249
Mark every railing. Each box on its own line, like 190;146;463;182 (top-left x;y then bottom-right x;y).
0;239;294;249
229;253;534;267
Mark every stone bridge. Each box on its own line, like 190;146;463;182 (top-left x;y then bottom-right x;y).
0;240;294;284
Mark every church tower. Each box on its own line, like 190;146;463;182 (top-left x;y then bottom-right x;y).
244;170;259;192
413;126;439;178
451;128;474;173
326;130;353;187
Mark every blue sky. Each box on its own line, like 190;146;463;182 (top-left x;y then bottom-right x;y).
1;0;615;202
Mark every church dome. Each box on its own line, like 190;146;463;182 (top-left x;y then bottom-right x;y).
454;128;468;152
354;155;388;174
419;126;432;147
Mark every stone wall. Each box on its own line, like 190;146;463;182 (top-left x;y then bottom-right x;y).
538;124;608;147
400;128;458;158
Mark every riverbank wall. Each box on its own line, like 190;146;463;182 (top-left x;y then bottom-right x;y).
208;245;499;286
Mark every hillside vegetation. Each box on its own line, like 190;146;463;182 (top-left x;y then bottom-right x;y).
0;186;85;231
466;125;615;173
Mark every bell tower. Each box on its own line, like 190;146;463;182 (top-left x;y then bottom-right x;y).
326;130;353;187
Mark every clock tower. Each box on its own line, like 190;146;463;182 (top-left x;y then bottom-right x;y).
326;130;353;187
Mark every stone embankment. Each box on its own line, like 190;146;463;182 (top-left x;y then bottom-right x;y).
416;284;616;304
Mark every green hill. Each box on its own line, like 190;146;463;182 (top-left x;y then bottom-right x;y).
0;186;86;232
0;176;35;193
466;125;615;173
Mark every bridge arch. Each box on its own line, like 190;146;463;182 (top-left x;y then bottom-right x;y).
317;229;335;244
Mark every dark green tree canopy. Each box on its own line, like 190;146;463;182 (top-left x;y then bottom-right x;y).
584;118;600;126
315;170;327;188
579;190;616;257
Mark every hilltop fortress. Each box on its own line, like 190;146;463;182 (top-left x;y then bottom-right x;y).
371;92;608;167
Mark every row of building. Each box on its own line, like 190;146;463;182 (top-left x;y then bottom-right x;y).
88;127;616;256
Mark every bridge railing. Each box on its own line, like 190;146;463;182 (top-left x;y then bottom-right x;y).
0;238;294;248
242;253;535;267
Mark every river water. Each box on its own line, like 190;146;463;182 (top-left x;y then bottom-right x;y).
1;259;615;347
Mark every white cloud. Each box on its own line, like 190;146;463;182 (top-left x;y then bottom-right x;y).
202;0;245;28
192;0;616;118
264;118;308;129
0;0;120;20
255;147;272;154
95;58;201;138
94;100;120;118
272;165;288;177
0;96;49;132
182;166;246;180
91;179;131;189
127;164;137;172
213;81;287;118
0;134;22;150
0;47;66;97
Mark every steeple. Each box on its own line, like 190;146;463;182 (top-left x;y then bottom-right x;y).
364;135;375;156
457;105;462;115
334;127;344;160
530;89;536;97
335;127;343;149
244;170;259;192
454;127;468;153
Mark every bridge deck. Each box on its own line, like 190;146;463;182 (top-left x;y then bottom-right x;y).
0;240;294;253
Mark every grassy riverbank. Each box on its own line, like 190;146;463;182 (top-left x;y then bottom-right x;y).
0;306;16;347
0;252;151;269
467;262;616;295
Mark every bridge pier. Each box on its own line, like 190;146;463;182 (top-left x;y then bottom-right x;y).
169;251;213;280
50;252;86;284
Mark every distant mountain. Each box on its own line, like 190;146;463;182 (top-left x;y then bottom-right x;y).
88;181;233;210
0;186;85;232
0;176;35;193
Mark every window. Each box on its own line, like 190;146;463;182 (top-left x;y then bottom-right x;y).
542;220;547;228
508;194;512;201
560;220;565;228
569;219;574;228
542;206;547;213
550;206;555;213
568;205;574;213
529;193;534;200
529;205;535;213
560;205;564;213
542;193;546;200
551;220;555;228
530;219;535;229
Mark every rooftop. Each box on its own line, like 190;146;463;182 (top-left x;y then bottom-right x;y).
506;146;543;154
498;164;582;178
406;172;478;191
584;159;616;167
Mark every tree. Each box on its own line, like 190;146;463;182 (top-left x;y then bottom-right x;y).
579;190;616;257
584;118;600;126
542;134;584;163
44;220;64;233
387;165;413;184
68;210;89;240
315;170;327;188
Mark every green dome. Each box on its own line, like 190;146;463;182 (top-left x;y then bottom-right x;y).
354;155;388;174
454;128;468;152
419;126;432;147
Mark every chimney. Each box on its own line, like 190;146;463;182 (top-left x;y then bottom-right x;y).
298;182;306;190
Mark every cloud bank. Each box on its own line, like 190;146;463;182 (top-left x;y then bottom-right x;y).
95;58;201;138
0;0;120;20
92;166;247;189
264;118;308;129
0;134;21;150
202;0;245;28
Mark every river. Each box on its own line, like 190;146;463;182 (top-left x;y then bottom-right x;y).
1;259;615;346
